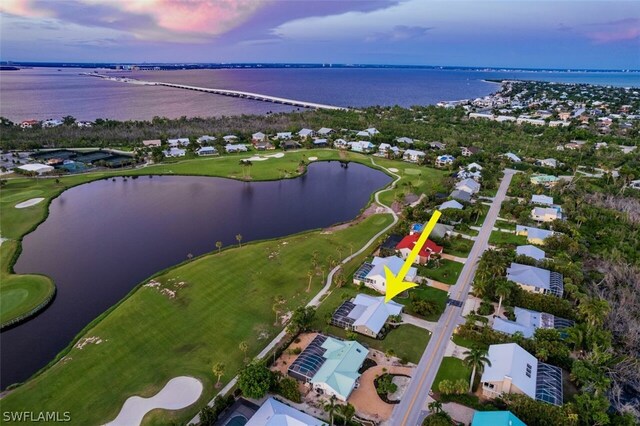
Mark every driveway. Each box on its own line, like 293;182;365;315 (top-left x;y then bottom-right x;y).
349;365;414;422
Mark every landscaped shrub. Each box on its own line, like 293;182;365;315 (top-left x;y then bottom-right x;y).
410;297;439;317
275;377;301;403
477;299;495;316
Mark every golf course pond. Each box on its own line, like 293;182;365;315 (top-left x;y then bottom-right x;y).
1;161;391;388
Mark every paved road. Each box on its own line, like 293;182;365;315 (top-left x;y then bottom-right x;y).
389;169;516;426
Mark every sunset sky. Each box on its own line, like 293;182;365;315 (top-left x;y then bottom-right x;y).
1;0;639;69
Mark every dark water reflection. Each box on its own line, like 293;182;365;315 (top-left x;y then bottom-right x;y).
2;161;391;387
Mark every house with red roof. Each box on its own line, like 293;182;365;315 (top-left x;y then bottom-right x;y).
395;233;443;265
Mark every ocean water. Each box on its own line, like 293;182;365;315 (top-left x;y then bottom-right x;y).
0;67;638;122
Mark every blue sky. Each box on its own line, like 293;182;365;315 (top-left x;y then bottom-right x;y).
1;0;639;69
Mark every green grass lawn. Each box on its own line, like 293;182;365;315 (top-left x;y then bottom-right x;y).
395;286;449;322
1;214;393;425
441;237;473;258
494;219;516;231
451;334;478;349
418;259;463;285
432;357;472;392
488;230;528;246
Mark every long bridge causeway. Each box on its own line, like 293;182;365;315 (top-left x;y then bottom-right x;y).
85;73;348;111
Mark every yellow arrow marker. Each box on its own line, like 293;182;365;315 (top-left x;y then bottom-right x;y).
385;210;442;303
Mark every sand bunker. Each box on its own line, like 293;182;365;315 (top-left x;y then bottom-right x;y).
105;376;203;426
15;198;45;209
246;152;286;162
388;168;399;173
308;157;318;161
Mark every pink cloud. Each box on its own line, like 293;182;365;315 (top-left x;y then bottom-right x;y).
586;18;640;44
0;0;51;18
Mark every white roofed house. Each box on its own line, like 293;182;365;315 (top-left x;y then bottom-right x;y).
503;152;521;163
251;132;267;142
515;225;555;245
481;343;563;406
403;149;426;163
439;200;464;210
333;138;348;149
331;294;403;338
467;162;483;171
537;158;558;169
435;154;455;167
493;307;573;339
168;137;190;147
298;128;314;139
197;135;216;144
223;135;238;142
531;194;553;206
276;132;292;140
225;143;248;153
455;178;481;194
531;206;563;222
365;127;379;135
246;397;326;426
317;127;333;136
356;130;370;138
196;146;218;156
163;147;186;157
378;143;401;157
395;136;414;144
348;141;375;153
516;245;546;261
142;139;162;148
506;263;564;297
353;256;417;294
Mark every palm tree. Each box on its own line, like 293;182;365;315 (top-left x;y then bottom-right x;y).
427;400;443;414
566;323;587;353
470;203;484;225
463;347;491;393
212;362;225;387
494;280;512;315
215;241;223;253
236;234;243;248
578;297;610;327
306;269;314;293
323;395;338;426
338;403;355;424
272;295;285;325
239;341;249;362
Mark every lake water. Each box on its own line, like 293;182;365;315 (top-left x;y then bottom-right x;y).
1;67;638;121
1;161;391;388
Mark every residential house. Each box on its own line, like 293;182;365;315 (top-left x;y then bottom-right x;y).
197;135;216;144
246;397;326;426
42;119;63;128
395;233;443;265
516;245;546;261
403;149;426;163
517;117;546;126
455;178;481;194
450;189;472;203
395;136;414;144
506;263;563;297
530;175;559;187
493;307;573;339
595;142;608;150
439;200;464;210
495;116;517;123
20;119;39;129
223;135;238;142
480;343;563;406
429;142;446;150
537;158;558;169
251;132;267;142
531;194;553;206
461;146;481;157
331;294;403;338
312;138;329;147
225;143;248;153
467;162;483;171
356;130;370;138
353;256;417;294
142;139;161;148
317;127;333;136
298;128;314;139
531;206;562;222
435;154;455;167
378;143;400;157
515;225;555;245
365;127;380;135
276;132;292;140
629;179;640;190
254;140;275;150
281;140;301;151
163;148;186;157
168;138;190;147
471;411;526;426
469;112;494;120
620;145;637;155
348;141;375;153
431;223;455;239
333;139;348;149
288;334;368;401
196;146;218;156
76;121;93;128
549;120;570;127
503;152;521;163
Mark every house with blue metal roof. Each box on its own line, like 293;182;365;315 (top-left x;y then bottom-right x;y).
472;411;526;426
